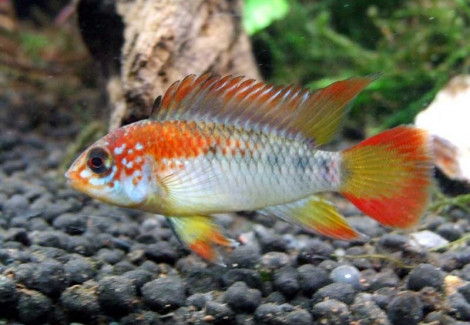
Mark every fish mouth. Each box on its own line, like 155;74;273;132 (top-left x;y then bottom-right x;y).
64;168;82;192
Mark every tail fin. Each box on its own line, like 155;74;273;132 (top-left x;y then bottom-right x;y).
340;126;433;229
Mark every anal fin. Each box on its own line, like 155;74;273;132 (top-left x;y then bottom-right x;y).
166;215;238;265
259;195;361;240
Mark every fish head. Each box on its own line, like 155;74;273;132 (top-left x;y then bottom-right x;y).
65;124;154;208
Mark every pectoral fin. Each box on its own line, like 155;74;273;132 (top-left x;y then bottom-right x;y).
166;215;238;265
259;195;361;240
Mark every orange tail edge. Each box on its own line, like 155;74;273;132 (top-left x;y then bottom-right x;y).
340;126;434;229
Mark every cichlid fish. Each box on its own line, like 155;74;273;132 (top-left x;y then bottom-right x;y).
66;74;433;263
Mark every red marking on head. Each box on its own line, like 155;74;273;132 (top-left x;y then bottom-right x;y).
132;175;143;186
107;121;213;166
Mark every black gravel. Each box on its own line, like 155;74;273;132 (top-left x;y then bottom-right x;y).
406;263;444;291
141;276;186;312
387;292;424;325
1;91;470;324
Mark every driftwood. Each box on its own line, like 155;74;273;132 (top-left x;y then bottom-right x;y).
78;0;261;129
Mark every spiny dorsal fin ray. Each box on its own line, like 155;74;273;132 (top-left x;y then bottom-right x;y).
152;73;376;145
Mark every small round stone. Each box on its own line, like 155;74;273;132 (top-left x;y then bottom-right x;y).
60;284;100;321
3;194;29;219
260;252;291;270
145;241;179;264
406;264;443;291
97;276;137;316
139;260;161;274
347;216;384;238
265;291;287;304
351;293;389;325
66;235;95;256
330;265;362;290
185;269;221;294
372;287;395;310
30;230;68;249
120;311;162;325
274;266;299;299
368;269;400;291
284;309;313;325
257;230;288;253
0;275;18;314
53;213;87;235
311;283;356;305
447;293;470;321
142;276;185;312
436;251;464;272
4;227;30;245
223;281;262;313
424;311;458;324
205;301;235;324
311;299;351;325
297;264;330;296
254;303;284;324
221;268;262;289
379;234;409;250
343;247;372;270
458;283;470;304
64;258;96;284
186;293;212;310
297;239;334;265
122;270;153;292
228;245;261;269
387;292;423;325
17;289;52;324
436;223;463;242
96;248;125;265
113;260;136;274
29;259;70;298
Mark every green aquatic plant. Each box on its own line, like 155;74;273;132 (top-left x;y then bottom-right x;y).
243;0;290;35
250;0;470;132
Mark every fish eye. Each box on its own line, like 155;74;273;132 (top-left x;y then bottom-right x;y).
86;147;112;175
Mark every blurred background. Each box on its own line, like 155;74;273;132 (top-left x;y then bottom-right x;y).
2;0;469;132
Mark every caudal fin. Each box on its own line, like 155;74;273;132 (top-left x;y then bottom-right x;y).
340;126;433;229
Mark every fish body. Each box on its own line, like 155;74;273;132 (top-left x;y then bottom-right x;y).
66;74;433;263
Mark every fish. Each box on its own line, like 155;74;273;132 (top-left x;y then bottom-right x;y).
65;73;433;264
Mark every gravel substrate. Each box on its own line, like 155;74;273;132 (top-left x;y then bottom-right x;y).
1;94;470;324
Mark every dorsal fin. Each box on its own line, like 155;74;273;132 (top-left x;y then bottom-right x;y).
151;73;376;145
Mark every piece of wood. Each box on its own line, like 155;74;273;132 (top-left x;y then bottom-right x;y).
78;0;260;129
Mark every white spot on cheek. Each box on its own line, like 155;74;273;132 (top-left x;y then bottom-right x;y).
135;156;142;163
128;149;134;154
80;169;92;179
135;143;144;150
124;161;134;169
114;144;126;155
88;165;117;186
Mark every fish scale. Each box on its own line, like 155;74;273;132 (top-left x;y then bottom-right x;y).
153;120;340;215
